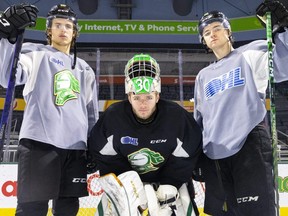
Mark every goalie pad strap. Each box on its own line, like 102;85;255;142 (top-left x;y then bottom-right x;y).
159;196;177;206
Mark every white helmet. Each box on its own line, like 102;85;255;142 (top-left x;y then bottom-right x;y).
124;54;161;94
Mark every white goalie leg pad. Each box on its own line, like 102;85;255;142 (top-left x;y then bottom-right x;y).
97;171;148;216
157;184;178;215
95;192;117;216
145;184;178;216
144;183;198;216
118;170;149;215
177;183;198;216
144;184;160;216
97;173;130;216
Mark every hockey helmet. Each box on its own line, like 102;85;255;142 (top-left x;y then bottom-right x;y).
124;54;161;94
198;11;231;43
46;4;78;69
46;4;78;34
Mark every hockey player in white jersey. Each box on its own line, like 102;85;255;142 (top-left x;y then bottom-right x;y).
194;1;288;216
0;3;98;216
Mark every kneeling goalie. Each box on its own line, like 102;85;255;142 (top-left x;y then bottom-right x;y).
88;54;203;215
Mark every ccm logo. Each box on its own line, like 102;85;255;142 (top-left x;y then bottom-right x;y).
237;196;259;203
72;178;86;183
150;139;167;144
1;180;17;197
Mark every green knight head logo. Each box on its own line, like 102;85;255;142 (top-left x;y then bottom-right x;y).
128;148;164;174
54;70;80;106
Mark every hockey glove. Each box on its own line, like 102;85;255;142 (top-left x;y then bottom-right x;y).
87;161;98;174
256;0;288;34
0;3;38;43
86;152;98;174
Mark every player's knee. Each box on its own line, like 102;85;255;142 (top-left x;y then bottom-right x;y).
52;197;79;216
15;200;49;216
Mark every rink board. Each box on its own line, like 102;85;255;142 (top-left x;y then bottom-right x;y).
0;163;288;216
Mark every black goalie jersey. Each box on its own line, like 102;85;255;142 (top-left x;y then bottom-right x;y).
88;99;202;188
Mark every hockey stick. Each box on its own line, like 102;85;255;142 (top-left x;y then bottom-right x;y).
265;11;280;216
0;30;25;161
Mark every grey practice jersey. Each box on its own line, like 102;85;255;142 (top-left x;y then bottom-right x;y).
194;29;288;159
0;39;99;150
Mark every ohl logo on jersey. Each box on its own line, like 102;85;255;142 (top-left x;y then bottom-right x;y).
121;136;138;146
49;56;64;66
204;67;245;99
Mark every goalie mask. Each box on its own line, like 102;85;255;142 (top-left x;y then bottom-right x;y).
125;54;161;94
198;10;231;43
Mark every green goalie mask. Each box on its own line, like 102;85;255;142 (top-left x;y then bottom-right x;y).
124;54;161;94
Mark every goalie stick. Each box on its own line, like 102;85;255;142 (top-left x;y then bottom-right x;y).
265;11;280;216
0;30;25;161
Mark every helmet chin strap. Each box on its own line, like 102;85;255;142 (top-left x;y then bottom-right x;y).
72;37;77;69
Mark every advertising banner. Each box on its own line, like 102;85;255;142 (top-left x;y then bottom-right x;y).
1;163;288;215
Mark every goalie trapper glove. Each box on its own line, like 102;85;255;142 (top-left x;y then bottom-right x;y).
256;0;288;34
0;3;38;43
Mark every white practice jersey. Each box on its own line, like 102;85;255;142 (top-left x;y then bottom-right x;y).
194;28;288;159
0;39;99;150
